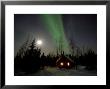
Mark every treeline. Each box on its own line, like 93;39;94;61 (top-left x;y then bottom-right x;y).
14;38;97;75
14;39;58;75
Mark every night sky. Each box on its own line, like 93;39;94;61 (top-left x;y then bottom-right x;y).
14;14;97;56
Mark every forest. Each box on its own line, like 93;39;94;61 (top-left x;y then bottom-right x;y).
14;38;97;76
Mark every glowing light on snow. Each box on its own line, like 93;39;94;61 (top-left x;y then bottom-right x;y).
67;62;70;66
60;62;63;66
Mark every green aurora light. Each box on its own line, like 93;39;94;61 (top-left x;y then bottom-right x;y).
41;14;71;54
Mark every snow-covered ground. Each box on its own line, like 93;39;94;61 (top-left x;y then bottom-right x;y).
26;66;97;76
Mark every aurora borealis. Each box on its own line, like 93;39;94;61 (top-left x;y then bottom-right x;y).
41;14;71;54
14;14;97;56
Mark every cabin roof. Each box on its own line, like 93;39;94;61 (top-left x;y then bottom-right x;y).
56;56;73;63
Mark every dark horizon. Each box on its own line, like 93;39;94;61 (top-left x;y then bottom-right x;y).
14;14;97;56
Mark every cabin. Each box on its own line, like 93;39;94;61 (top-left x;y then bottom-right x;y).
56;55;74;69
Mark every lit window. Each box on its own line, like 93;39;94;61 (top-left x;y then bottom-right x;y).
67;62;70;66
60;62;63;66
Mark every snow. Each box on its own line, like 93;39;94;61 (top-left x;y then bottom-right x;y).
26;65;97;76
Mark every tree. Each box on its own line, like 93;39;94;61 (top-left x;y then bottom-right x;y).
22;39;41;74
14;38;42;75
78;49;97;70
14;38;29;74
84;49;97;70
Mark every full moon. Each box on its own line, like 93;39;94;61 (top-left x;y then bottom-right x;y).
36;40;42;45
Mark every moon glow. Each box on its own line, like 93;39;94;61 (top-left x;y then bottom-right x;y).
36;40;42;45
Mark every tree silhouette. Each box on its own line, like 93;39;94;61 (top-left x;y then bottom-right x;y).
14;38;42;75
14;37;97;76
77;49;97;70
